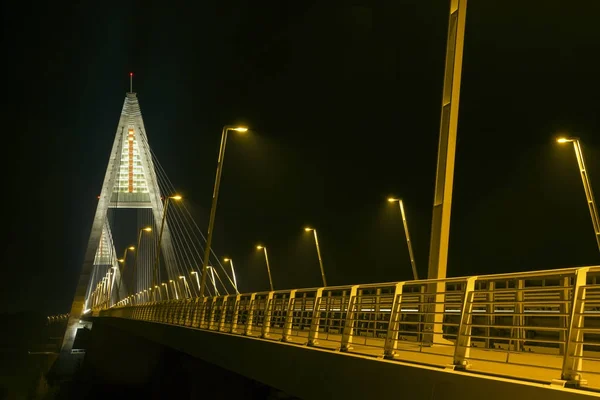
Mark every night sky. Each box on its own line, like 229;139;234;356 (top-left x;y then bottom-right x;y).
3;1;600;315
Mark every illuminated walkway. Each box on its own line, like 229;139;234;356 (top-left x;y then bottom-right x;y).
97;265;600;393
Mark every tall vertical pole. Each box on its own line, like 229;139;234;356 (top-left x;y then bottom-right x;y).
129;72;133;93
133;230;143;295
573;140;600;252
263;247;274;291
312;230;327;287
208;267;219;295
426;0;468;345
398;200;419;280
199;127;229;298
428;0;468;280
153;198;170;288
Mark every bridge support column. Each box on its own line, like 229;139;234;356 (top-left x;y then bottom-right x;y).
230;295;242;334
340;286;359;352
383;283;405;358
451;277;476;369
307;288;324;347
261;292;275;338
556;267;589;388
281;290;297;342
244;293;257;336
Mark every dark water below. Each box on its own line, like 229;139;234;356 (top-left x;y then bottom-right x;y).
0;311;300;399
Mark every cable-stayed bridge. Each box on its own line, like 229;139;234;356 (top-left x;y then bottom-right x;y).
53;2;600;398
51;90;600;399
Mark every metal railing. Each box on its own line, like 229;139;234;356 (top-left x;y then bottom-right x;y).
97;266;600;390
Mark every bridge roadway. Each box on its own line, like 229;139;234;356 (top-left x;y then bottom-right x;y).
93;266;600;398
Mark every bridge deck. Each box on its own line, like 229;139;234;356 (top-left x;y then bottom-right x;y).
240;327;600;389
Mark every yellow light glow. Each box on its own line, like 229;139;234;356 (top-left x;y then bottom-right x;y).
256;245;263;250
557;137;571;143
224;258;230;262
118;259;125;263
169;280;174;282
161;283;167;286
232;127;248;132
128;246;135;250
170;195;182;200
179;276;185;279
143;227;152;232
191;271;197;274
304;227;313;232
388;197;398;202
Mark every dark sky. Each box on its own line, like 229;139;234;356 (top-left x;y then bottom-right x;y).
2;1;600;315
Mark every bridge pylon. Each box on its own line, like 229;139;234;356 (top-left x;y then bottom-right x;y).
56;90;178;372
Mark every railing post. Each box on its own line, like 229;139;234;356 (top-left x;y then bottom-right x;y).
513;278;525;351
281;290;297;342
244;293;257;336
340;285;359;352
261;291;275;338
218;295;230;332
307;288;324;346
185;299;194;326
452;277;477;369
198;297;210;329
383;282;405;357
485;281;495;349
559;276;571;355
208;297;219;330
230;294;242;334
558;267;589;387
190;297;200;327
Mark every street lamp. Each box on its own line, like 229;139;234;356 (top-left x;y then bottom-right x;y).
190;271;201;293
161;282;170;300
169;279;179;300
256;245;274;291
223;258;239;293
133;227;152;296
179;276;192;298
116;245;135;302
207;266;220;296
388;198;419;280
199;125;248;298
153;196;182;287
557;137;600;251
304;228;327;286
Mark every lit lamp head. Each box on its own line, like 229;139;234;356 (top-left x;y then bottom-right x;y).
143;227;152;232
232;127;248;132
179;276;185;280
224;258;231;262
256;245;264;250
170;195;182;200
387;197;399;203
161;282;167;286
128;246;135;250
304;227;314;232
169;280;174;283
118;259;125;263
191;271;197;275
557;137;574;144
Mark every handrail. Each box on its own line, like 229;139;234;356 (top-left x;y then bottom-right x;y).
97;266;600;390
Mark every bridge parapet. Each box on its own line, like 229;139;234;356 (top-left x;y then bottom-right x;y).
99;266;600;392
